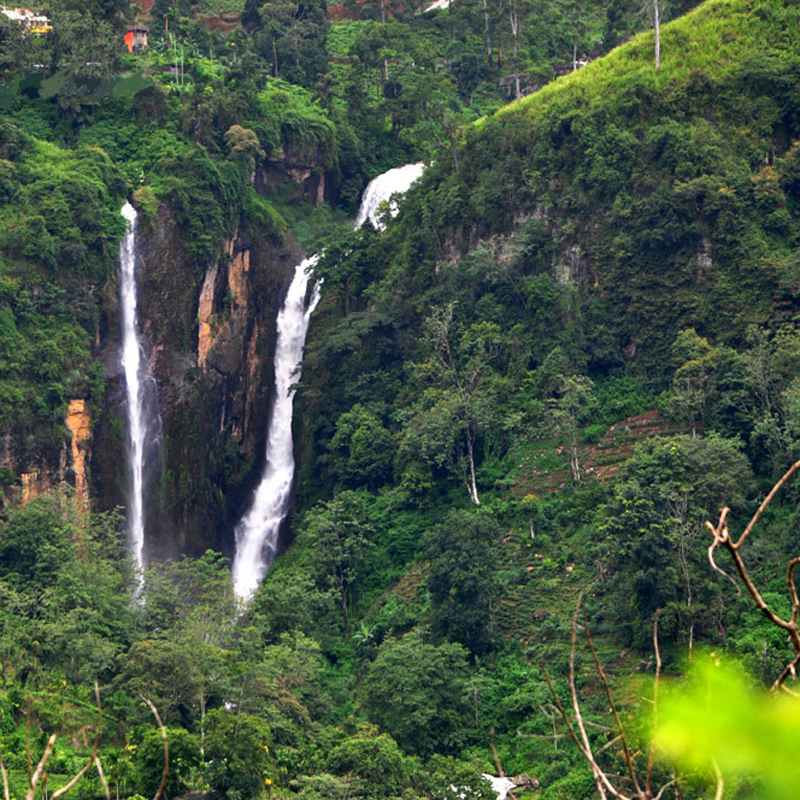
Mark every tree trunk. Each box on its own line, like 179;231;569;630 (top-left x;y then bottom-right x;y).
483;0;492;63
653;0;660;69
465;429;480;505
200;694;206;758
569;443;581;482
509;0;520;100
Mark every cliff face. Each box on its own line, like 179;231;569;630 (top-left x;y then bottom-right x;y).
92;202;301;561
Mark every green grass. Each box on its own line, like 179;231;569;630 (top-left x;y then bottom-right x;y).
195;0;245;13
328;20;368;59
480;0;800;128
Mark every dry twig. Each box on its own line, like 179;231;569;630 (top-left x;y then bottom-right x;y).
50;682;103;800
545;597;675;799
142;697;169;800
705;458;800;692
0;742;10;800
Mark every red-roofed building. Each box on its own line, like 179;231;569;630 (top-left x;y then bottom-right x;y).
124;25;148;54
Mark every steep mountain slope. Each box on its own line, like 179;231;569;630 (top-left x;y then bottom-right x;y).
366;0;800;372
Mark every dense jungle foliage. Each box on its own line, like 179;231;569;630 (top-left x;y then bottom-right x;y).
3;0;800;798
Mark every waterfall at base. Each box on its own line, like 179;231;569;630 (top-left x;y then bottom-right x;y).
119;202;161;573
232;257;321;598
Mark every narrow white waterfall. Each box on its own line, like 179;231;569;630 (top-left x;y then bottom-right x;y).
232;163;424;599
354;162;425;230
232;257;321;598
119;202;154;573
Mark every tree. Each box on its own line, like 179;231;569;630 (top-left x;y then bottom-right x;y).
203;709;274;798
136;727;200;799
51;0;132;27
504;0;528;99
656;2;664;69
402;304;503;505
330;404;395;489
363;630;470;755
304;492;373;637
0;496;73;588
423;510;500;656
253;0;329;86
47;10;126;79
326;727;407;798
544;598;678;800
116;639;203;725
617;435;753;652
224;125;265;185
742;324;800;476
546;373;596;482
242;630;324;730
668;328;721;439
0;14;50;79
558;0;603;69
415;755;496;800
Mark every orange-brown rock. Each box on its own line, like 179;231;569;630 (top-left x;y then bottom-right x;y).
66;399;91;508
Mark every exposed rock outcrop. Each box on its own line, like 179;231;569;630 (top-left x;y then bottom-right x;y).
93;202;301;561
65;398;91;510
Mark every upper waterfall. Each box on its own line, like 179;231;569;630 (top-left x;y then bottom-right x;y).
354;163;425;230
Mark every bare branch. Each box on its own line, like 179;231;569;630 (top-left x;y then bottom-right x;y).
706;514;741;594
735;459;800;549
95;755;111;800
545;597;679;800
787;557;800;626
712;759;723;800
25;734;56;800
0;743;11;800
142;697;169;800
596;734;624;756
541;664;587;759
770;652;800;693
489;729;519;800
709;511;794;634
51;682;103;800
705;461;800;693
567;597;629;800
583;622;642;798
646;610;662;797
651;779;678;800
26;699;32;787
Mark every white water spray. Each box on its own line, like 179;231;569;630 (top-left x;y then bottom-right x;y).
232;163;425;599
119;202;155;573
354;162;425;230
232;257;321;597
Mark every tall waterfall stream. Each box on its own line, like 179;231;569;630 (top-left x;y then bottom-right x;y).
231;256;321;598
119;201;160;575
232;162;425;598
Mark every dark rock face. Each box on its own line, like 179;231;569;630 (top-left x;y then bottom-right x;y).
92;202;301;562
256;146;336;208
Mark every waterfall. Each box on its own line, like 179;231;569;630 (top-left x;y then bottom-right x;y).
354;162;425;230
232;257;321;598
119;201;160;574
232;162;424;599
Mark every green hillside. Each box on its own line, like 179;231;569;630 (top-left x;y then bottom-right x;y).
1;0;800;798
